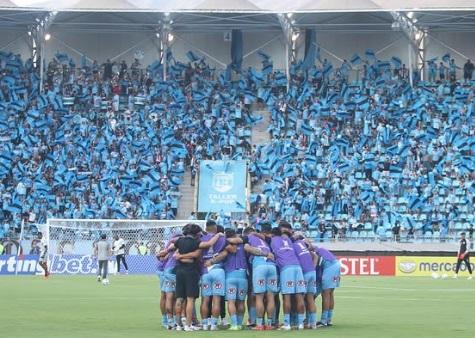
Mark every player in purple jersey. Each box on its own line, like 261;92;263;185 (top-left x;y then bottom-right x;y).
292;232;318;329
156;243;168;328
271;222;306;330
223;228;248;330
314;246;341;327
247;224;277;330
158;233;181;329
199;220;227;330
243;226;257;327
162;224;224;331
227;223;277;330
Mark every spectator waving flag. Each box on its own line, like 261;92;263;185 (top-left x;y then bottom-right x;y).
301;121;314;136
391;56;402;68
186;50;200;62
55;52;70;65
257;50;270;61
365;48;376;61
350;53;362;65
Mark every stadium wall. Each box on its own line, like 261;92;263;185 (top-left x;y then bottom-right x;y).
426;32;475;67
42;31;161;67
172;31;287;71
305;31;411;67
4;29;474;73
2;254;472;277
0;29;31;58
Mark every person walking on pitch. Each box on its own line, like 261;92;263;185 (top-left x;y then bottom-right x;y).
453;232;473;280
94;234;112;285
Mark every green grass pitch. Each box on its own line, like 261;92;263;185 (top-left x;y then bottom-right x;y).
1;275;473;338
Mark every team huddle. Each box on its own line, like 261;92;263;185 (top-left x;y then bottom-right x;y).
156;220;341;331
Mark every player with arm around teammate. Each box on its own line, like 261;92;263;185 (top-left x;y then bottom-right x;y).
314;246;341;327
173;224;203;331
173;223;223;331
229;223;277;330
199;220;227;331
270;222;306;330
156;244;168;328
223;228;248;330
158;233;181;330
292;231;318;329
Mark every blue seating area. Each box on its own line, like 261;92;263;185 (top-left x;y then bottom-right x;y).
1;49;474;242
249;53;475;241
0;51;259;236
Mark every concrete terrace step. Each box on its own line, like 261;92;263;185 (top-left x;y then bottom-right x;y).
251;108;271;195
177;169;195;219
251;109;271;146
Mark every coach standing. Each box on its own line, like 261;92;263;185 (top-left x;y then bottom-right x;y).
453;232;473;280
113;235;129;274
173;224;203;331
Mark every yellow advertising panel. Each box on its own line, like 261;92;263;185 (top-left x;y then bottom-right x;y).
396;256;474;276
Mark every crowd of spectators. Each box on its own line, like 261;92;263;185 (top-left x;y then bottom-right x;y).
0;51;259;239
249;52;474;242
1;48;474;242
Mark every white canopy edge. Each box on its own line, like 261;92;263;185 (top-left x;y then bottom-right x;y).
4;0;475;12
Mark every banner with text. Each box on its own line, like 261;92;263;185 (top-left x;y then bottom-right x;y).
0;255;159;275
338;256;396;276
396;256;474;276
9;255;468;277
198;160;247;213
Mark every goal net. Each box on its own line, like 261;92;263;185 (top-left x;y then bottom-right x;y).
43;219;205;275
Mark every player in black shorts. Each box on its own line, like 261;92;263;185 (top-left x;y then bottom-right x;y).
453;232;473;280
173;223;224;331
174;224;202;331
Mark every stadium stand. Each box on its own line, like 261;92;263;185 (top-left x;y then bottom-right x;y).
0;49;474;242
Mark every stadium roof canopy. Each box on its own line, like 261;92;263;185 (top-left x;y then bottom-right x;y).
1;0;474;33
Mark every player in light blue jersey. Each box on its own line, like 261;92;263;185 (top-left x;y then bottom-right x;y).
292;232;318;329
270;222;306;330
223;228;248;330
158;234;180;329
199;220;227;331
227;223;277;330
314;246;341;327
156;245;168;328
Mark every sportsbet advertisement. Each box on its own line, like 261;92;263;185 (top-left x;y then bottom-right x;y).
1;254;470;276
396;256;474;277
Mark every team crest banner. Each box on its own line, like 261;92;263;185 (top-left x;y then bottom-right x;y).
198;160;247;212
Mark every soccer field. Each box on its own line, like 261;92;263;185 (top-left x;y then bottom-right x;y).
1;275;473;338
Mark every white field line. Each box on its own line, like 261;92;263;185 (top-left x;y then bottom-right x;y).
342;285;475;292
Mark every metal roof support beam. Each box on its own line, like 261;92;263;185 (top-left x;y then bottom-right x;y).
277;13;298;90
32;11;57;92
390;11;426;80
159;13;173;81
391;12;427;79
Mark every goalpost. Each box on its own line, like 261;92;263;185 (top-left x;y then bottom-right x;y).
43;219;206;275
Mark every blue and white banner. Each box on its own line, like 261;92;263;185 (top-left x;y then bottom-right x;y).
0;255;159;275
198;160;248;213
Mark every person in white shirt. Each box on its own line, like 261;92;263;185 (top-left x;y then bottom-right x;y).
113;235;128;274
37;232;49;278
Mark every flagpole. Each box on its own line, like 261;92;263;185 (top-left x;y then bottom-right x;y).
408;44;413;88
285;38;290;91
163;38;167;81
39;40;45;93
15;219;25;276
